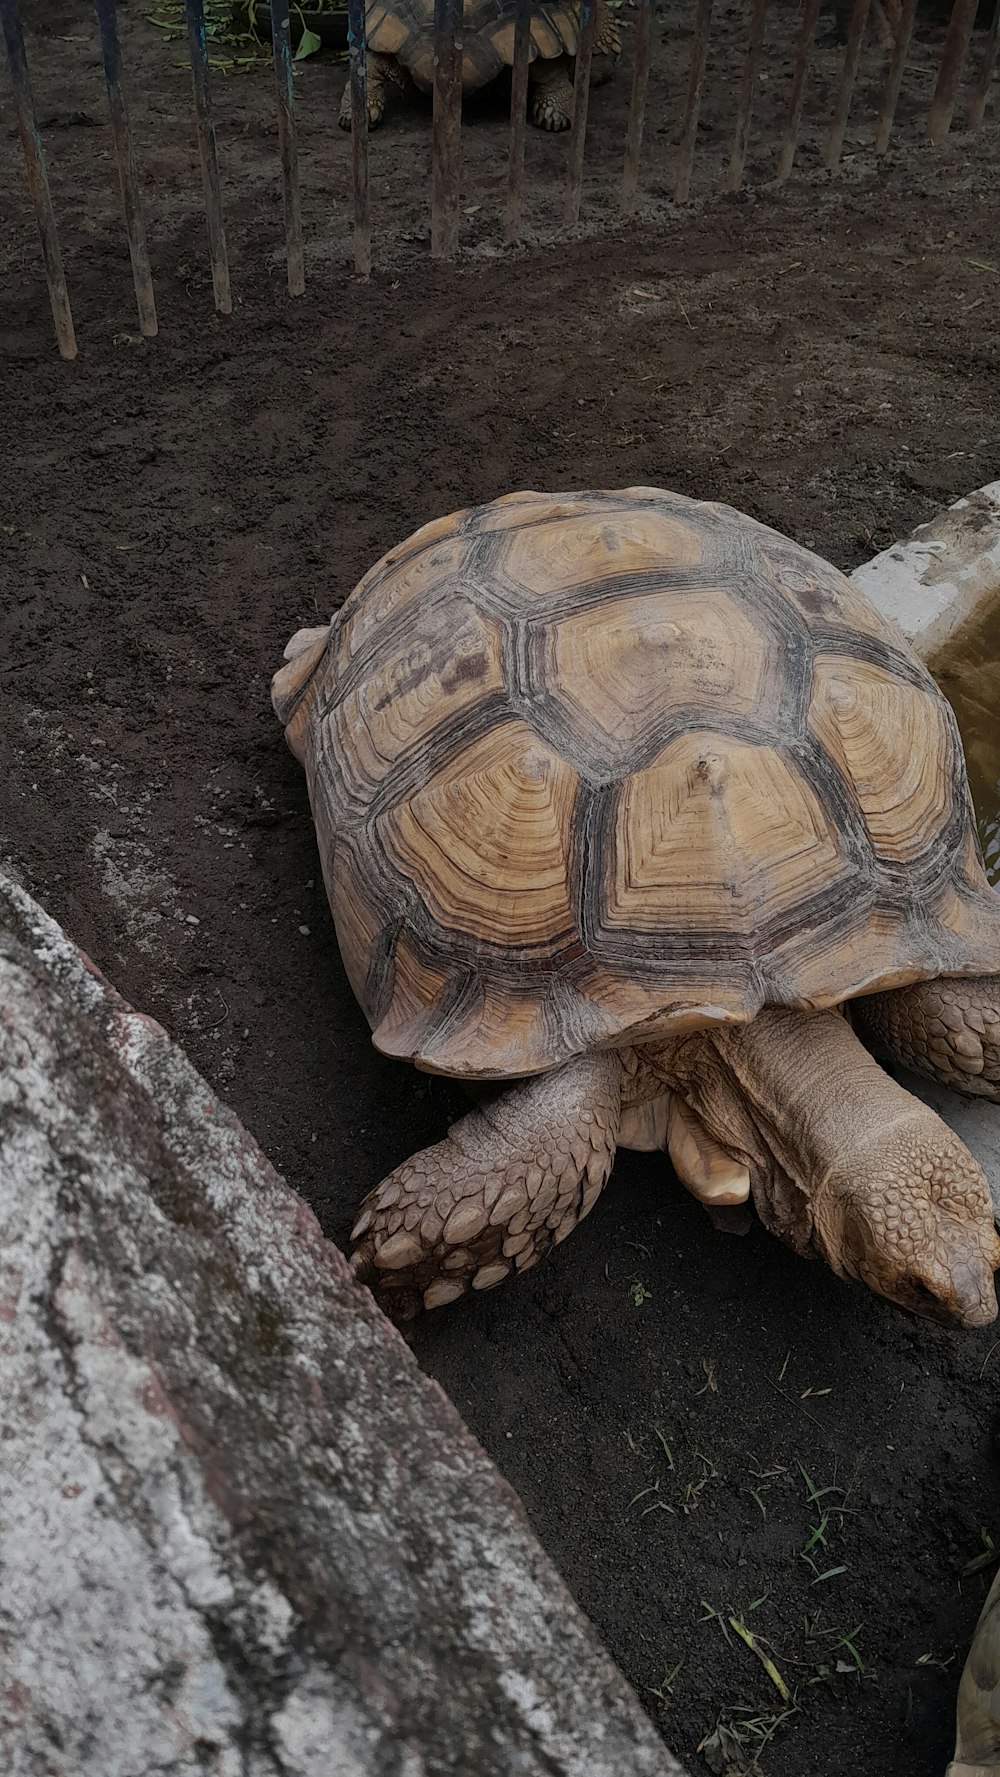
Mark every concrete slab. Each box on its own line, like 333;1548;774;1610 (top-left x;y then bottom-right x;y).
852;481;1000;658
852;483;1000;1221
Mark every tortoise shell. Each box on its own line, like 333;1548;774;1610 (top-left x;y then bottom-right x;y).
364;0;580;92
273;488;1000;1080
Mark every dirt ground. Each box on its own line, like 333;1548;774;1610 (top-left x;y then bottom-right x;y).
3;2;1000;1772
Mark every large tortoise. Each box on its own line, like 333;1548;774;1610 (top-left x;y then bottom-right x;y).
272;488;1000;1327
338;0;621;132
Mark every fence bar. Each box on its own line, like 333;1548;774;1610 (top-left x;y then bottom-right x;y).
929;0;979;141
565;0;598;224
620;0;653;216
874;0;917;151
183;0;231;313
506;0;532;239
0;0;76;358
727;0;768;192
775;0;821;182
432;0;463;258
674;0;713;203
269;0;305;294
824;0;872;170
967;0;999;131
347;0;371;275
94;0;157;336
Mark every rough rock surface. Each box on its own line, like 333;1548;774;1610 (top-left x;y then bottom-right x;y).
0;869;681;1777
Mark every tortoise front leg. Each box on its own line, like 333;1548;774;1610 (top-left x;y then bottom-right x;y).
856;977;1000;1100
529;0;620;131
350;1051;623;1318
338;51;409;131
590;0;622;88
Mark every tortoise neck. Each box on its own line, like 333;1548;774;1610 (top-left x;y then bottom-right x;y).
705;1006;920;1178
645;1006;921;1186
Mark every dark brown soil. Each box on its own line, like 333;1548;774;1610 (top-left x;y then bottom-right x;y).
3;3;1000;1773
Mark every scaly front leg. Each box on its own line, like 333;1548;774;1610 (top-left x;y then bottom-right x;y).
590;0;622;87
350;1051;623;1318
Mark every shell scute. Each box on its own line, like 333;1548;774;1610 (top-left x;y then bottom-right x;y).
367;0;581;91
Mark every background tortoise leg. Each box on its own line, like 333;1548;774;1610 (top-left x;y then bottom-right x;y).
590;0;622;88
948;1565;1000;1774
350;1051;623;1318
528;57;576;131
338;52;408;130
856;978;1000;1101
528;0;619;132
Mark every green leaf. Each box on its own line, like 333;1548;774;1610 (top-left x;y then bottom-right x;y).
810;1563;848;1585
295;24;322;57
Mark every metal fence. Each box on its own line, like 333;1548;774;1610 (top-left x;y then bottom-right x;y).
2;0;997;357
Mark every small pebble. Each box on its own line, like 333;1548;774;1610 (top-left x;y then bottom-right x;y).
299;924;310;935
185;914;200;925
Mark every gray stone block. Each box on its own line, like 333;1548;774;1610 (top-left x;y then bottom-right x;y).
0;870;681;1777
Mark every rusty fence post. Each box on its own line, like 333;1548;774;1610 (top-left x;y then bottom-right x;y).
620;0;654;217
565;0;598;225
874;0;918;152
347;0;371;276
728;0;768;192
431;0;463;258
0;0;77;358
674;0;713;203
184;0;232;313
929;0;979;140
506;0;532;240
94;0;157;336
824;0;872;171
775;0;821;183
270;0;306;294
967;0;999;131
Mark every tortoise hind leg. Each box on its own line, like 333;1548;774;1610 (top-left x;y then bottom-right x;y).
349;1051;623;1319
338;51;409;130
528;56;575;131
855;977;1000;1101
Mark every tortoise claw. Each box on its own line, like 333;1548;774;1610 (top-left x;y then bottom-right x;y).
350;1239;424;1326
349;1237;377;1287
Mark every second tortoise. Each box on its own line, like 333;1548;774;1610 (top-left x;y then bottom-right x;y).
338;0;621;131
